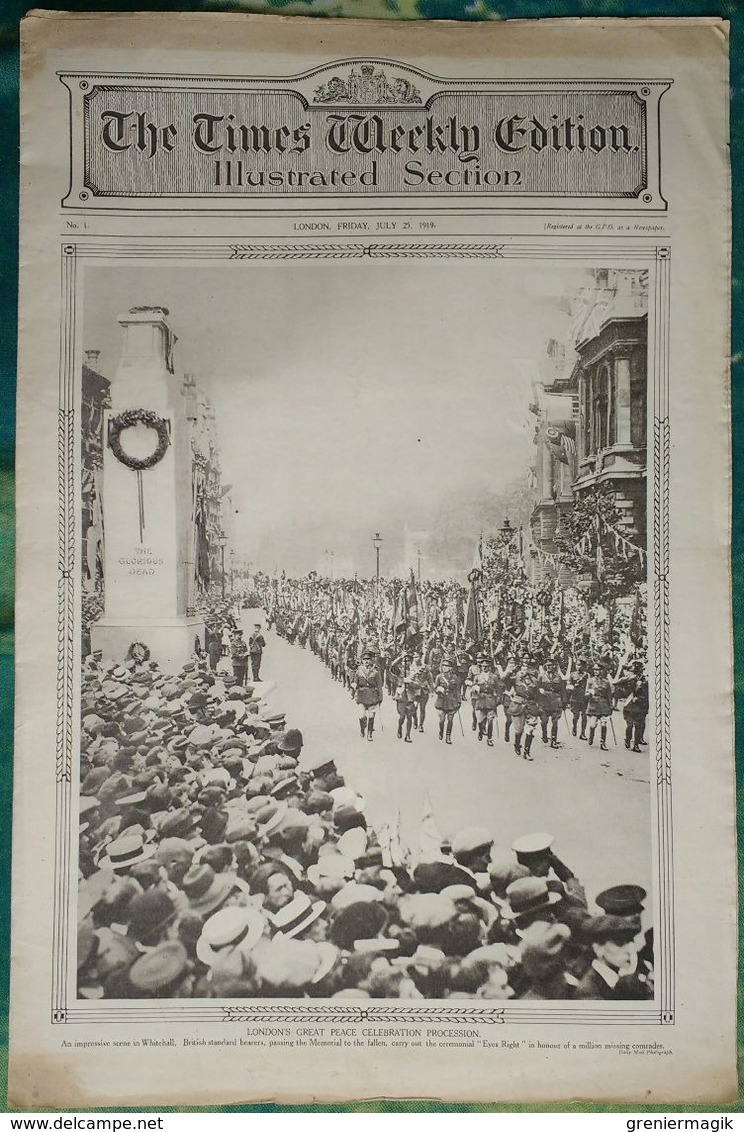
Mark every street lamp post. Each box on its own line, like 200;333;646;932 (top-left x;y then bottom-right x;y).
416;547;421;583
230;549;235;595
373;532;383;591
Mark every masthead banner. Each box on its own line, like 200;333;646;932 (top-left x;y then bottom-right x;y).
60;68;671;209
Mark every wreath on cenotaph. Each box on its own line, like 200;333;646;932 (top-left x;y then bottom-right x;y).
108;408;170;471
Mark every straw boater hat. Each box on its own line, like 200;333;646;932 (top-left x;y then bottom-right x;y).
196;906;266;967
503;877;562;922
269;891;327;940
97;832;156;872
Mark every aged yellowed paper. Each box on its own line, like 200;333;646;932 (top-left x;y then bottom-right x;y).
11;11;735;1106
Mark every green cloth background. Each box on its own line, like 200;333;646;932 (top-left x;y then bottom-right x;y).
0;0;740;1112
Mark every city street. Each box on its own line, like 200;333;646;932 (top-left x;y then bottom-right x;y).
244;611;653;906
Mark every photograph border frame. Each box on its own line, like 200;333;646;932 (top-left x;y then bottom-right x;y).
56;235;671;1027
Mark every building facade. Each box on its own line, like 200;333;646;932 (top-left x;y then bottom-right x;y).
81;350;111;595
527;269;648;583
570;269;648;541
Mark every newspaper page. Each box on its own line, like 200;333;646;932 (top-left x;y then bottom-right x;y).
12;11;734;1107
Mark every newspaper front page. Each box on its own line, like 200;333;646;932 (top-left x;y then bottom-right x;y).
12;11;735;1106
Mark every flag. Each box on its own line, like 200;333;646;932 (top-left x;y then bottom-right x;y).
388;590;399;636
468;534;484;583
455;591;465;641
394;589;407;639
545;423;576;465
192;462;210;590
404;570;421;643
629;588;644;646
465;580;483;645
393;573;422;646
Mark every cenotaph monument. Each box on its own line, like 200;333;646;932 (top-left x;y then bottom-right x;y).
90;306;205;671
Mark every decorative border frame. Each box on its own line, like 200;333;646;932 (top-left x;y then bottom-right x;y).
58;67;672;213
53;236;671;1027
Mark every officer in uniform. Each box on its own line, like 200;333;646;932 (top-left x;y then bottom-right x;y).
472;657;500;746
427;637;444;678
344;640;359;694
466;655;484;732
248;623;266;680
409;655;433;733
230;629;249;687
538;659;566;749
434;657;461;744
567;660;589;740
394;670;419;743
508;665;540;761
354;648;383;742
621;665;649;752
455;645;473;703
586;662;614;751
494;656;514;741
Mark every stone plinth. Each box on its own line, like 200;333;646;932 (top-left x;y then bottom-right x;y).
91;306;204;672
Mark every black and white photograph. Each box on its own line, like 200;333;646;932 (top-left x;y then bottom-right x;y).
77;256;654;1003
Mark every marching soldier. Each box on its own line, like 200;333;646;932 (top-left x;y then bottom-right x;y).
344;640;359;694
567;660;589;741
426;637;444;678
621;664;649;752
472;657;501;747
466;654;484;732
410;654;433;733
455;645;473;703
353;648;383;742
394;670;419;743
538;658;566;749
508;665;540;761
434;657;461;745
586;662;615;751
494;654;516;743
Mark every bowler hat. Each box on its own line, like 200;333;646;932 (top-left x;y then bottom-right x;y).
333;806;367;834
413;861;478;894
581;914;642;943
331;902;388;950
154;837;194;874
127;887;177;943
159;808;198;839
181;864;234;916
127;941;189;995
278;729;303;753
